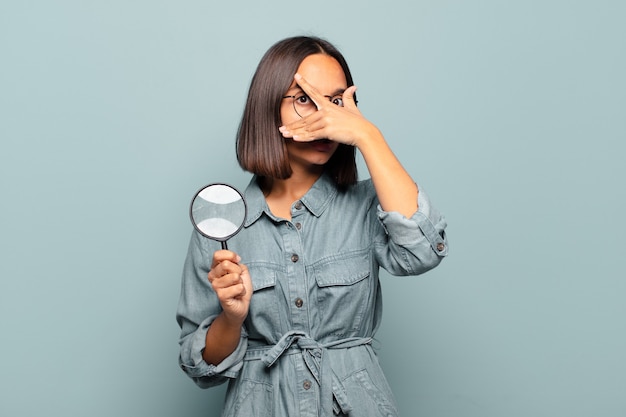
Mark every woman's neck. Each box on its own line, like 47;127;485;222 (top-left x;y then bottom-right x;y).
263;165;323;199
261;167;323;220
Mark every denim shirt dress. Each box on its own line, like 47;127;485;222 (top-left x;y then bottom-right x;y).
176;173;448;417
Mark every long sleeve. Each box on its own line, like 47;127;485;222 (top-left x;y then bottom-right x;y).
373;185;448;276
176;231;248;388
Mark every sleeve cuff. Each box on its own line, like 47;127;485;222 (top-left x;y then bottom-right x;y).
377;187;448;257
179;315;248;382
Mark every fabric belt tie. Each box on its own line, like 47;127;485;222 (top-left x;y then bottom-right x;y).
244;330;373;417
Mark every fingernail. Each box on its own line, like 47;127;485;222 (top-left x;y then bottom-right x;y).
294;73;302;81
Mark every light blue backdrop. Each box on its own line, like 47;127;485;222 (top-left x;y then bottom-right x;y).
1;1;624;416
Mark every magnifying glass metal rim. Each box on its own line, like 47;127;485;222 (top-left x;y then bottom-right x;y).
189;182;247;248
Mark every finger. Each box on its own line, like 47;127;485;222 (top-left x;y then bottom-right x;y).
290;123;327;142
216;265;250;299
239;264;251;282
216;282;247;301
239;265;253;301
342;86;358;110
279;109;325;136
211;271;244;290
208;260;242;286
212;260;242;280
294;73;325;109
211;250;241;269
281;125;323;142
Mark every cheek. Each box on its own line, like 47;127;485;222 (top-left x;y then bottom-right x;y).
280;102;299;126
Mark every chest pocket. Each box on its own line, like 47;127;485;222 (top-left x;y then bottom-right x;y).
246;264;282;341
313;250;371;338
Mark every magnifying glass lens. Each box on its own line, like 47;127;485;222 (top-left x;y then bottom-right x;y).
190;183;247;249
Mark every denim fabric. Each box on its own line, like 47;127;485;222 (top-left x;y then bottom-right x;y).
177;173;448;416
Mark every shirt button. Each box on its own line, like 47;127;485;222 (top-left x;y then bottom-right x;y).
303;380;312;390
294;201;303;210
295;298;303;308
436;242;445;252
291;254;299;263
295;222;302;230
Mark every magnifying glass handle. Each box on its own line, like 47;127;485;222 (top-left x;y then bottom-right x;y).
221;241;228;250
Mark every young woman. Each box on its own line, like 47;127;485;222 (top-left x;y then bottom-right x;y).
177;36;448;416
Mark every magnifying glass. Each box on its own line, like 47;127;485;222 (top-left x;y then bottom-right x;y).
189;183;247;250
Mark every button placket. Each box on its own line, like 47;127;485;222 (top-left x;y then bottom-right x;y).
283;204;307;330
294;352;317;416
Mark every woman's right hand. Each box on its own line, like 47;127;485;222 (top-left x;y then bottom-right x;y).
208;250;252;326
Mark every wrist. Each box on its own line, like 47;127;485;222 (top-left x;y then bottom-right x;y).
355;123;385;154
220;310;246;329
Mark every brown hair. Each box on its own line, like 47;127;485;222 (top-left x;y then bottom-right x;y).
236;36;357;188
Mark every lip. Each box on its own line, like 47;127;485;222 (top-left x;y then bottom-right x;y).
310;139;334;152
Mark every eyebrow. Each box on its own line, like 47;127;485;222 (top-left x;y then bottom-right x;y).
286;87;347;97
327;88;346;97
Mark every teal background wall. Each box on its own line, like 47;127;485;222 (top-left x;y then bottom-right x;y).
1;1;624;416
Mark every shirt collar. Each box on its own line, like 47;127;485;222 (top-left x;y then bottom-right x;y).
243;173;338;227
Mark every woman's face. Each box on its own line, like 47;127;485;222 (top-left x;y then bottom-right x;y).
280;54;347;173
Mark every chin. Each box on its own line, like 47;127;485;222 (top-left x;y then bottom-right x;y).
288;144;338;167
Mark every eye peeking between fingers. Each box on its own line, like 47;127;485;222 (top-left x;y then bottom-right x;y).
283;92;346;118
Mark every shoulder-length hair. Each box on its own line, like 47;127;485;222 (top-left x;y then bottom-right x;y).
236;36;357;188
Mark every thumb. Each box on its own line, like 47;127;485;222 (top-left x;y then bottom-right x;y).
240;265;253;302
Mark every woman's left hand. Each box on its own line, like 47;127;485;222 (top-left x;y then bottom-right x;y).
279;73;379;148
